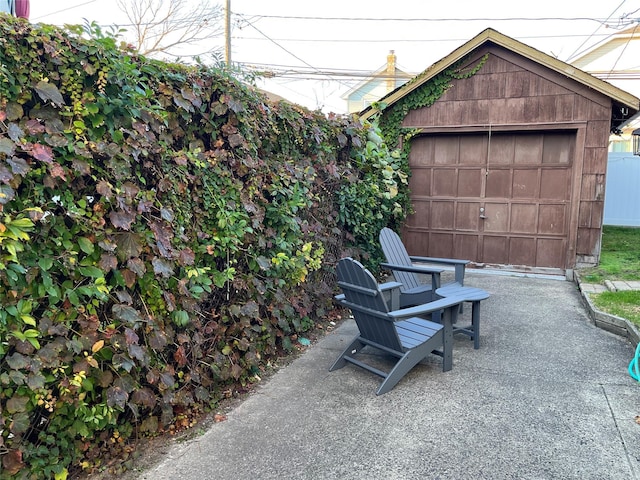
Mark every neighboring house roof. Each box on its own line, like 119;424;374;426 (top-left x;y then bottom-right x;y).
341;63;413;100
571;25;640;74
360;28;640;122
569;25;640;132
342;51;414;113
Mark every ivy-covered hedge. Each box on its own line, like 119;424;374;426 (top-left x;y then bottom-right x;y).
0;17;410;478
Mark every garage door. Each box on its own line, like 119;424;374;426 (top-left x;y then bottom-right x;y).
404;131;575;269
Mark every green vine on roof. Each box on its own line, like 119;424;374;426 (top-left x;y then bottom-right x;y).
374;53;489;146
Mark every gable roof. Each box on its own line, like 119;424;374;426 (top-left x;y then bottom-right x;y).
359;28;640;121
340;63;413;100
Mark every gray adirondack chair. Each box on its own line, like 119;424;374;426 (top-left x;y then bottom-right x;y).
379;227;470;308
330;257;465;395
379;228;490;348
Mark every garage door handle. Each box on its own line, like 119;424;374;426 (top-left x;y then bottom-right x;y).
480;215;487;219
479;207;487;219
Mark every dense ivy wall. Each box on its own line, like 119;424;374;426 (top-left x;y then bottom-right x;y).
0;17;410;478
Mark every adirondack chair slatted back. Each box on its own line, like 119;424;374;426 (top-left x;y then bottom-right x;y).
336;258;403;352
379;227;421;291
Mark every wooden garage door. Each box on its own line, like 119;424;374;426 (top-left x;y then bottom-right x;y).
404;131;574;269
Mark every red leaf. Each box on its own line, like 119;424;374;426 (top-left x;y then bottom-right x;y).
72;158;91;175
178;248;195;266
0;165;13;183
106;386;129;409
99;253;118;271
228;133;244;148
34;80;65;107
31;143;54;163
48;162;67;180
128;344;146;363
97;180;113;199
131;387;156;409
174;346;188;367
2;449;25;476
127;257;146;276
163;290;176;312
231;363;243;379
109;210;136;230
123;181;140;199
148;330;168;351
121;268;137;288
160;372;175;388
124;327;139;345
149;220;174;258
174;154;188;166
6;395;29;413
96;369;114;388
25;119;45;135
152;257;174;278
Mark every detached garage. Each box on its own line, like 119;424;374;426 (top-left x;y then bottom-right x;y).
361;28;640;275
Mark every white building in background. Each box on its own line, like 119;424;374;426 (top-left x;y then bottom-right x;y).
341;51;414;114
569;25;640;152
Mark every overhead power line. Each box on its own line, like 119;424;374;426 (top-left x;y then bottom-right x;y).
236;13;620;25
232;32;614;45
32;0;98;21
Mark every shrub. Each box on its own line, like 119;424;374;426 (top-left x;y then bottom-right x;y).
0;17;410;477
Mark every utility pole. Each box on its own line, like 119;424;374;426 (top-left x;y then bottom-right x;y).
225;0;231;66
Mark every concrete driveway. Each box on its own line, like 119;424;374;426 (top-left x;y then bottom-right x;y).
140;272;640;480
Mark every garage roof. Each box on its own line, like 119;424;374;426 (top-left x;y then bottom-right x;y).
359;28;640;122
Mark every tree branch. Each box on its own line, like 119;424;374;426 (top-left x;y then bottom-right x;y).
116;0;223;57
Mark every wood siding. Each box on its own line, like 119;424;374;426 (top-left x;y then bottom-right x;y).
400;45;613;270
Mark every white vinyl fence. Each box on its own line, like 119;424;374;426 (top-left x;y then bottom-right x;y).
604;153;640;227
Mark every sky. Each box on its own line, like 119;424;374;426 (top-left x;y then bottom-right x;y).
27;0;640;113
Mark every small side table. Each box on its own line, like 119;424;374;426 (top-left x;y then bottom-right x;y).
436;283;489;349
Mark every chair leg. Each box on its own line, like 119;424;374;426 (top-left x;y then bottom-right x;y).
329;337;365;371
375;331;444;395
441;306;455;372
471;300;481;350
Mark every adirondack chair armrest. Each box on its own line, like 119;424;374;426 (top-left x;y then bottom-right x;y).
380;262;443;275
380;262;443;289
409;256;470;265
380;262;444;274
408;256;469;285
334;281;403;307
387;295;466;321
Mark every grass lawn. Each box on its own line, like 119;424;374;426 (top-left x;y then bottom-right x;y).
592;290;640;325
580;226;640;283
579;226;640;326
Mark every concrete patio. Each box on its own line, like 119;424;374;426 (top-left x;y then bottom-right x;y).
139;271;640;480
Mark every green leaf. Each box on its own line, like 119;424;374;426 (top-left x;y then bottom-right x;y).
77;237;95;254
38;257;53;271
78;266;104;278
0;137;16;156
66;290;80;306
171;310;189;327
9;412;30;435
23;329;39;338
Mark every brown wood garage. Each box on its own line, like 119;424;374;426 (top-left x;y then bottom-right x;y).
361;29;640;274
